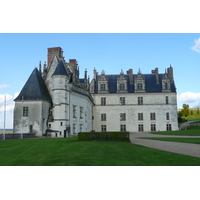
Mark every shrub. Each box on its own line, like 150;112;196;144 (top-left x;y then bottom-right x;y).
78;131;130;142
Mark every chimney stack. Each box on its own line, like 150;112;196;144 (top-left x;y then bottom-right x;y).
126;69;133;83
152;68;159;83
47;47;63;67
69;59;78;70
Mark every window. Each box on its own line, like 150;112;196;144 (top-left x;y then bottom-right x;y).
166;113;170;120
80;124;83;132
120;125;126;131
166;124;172;131
137;83;143;90
100;84;106;91
73;124;76;134
80;107;83;119
120;97;125;105
138;97;143;105
29;125;33;133
119;84;125;91
138;113;143;120
73;105;77;118
49;124;51;128
138;124;144;132
101;125;107;132
165;96;169;104
101;97;106;105
120;113;126;121
151;124;156;131
23;107;28;116
165;82;168;90
60;122;63;126
101;113;106;121
60;132;62;136
150;113;156;120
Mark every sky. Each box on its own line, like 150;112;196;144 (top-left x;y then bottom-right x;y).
0;33;200;128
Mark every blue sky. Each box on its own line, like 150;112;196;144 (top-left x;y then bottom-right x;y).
0;33;200;128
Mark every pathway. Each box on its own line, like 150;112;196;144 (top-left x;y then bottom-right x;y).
129;132;200;158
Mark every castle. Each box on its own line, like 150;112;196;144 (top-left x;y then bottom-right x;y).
13;47;179;137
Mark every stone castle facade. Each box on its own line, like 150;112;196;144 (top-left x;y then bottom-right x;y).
13;47;179;137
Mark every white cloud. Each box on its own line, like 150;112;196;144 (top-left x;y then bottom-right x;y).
0;104;14;112
177;92;200;103
0;84;10;89
14;92;20;99
0;94;13;104
191;37;200;53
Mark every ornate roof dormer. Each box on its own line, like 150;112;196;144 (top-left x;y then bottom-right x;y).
98;70;108;93
134;69;146;93
117;69;127;93
162;69;171;92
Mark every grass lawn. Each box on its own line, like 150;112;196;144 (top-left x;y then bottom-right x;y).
187;117;200;121
140;137;200;144
1;137;200;166
151;126;200;136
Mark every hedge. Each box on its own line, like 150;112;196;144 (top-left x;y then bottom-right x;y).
78;131;130;142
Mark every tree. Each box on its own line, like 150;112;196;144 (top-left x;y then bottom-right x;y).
178;110;183;118
181;104;189;118
197;106;200;115
190;109;193;115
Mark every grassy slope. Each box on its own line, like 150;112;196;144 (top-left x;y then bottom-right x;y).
151;126;200;136
1;138;200;166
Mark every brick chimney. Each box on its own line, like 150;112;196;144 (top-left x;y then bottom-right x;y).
47;47;63;67
69;59;78;70
152;68;159;83
126;69;133;83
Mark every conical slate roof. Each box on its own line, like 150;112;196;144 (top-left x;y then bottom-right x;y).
52;60;68;76
14;68;52;101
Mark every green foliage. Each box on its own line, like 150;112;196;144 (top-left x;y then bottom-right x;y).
78;132;130;142
152;126;200;136
190;109;194;115
182;104;190;118
178;110;183;118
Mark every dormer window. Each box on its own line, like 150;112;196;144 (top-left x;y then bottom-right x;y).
117;69;127;92
162;72;171;92
100;84;106;91
137;83;143;90
119;84;125;91
98;70;108;93
165;82;168;90
135;69;145;93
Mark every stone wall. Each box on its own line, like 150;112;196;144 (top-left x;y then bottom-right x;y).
92;92;179;132
0;133;36;140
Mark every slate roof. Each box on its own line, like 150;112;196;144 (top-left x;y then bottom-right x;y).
52;60;69;76
14;68;52;101
94;74;176;93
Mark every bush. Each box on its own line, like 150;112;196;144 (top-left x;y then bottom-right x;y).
78;131;130;142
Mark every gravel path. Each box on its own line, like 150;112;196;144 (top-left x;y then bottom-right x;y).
129;132;200;158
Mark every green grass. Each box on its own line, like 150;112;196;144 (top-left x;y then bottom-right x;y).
151;126;200;136
140;137;200;144
187;116;200;121
1;137;200;166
